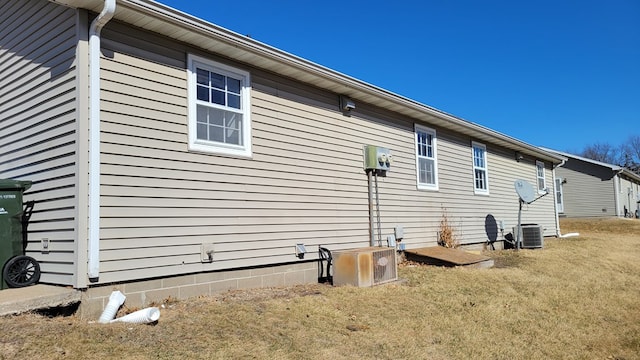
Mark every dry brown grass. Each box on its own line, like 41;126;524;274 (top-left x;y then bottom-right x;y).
0;218;639;359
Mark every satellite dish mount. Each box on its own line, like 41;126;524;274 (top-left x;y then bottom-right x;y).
513;179;549;250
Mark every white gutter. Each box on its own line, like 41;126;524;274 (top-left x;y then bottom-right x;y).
88;0;116;281
93;0;564;165
49;0;564;165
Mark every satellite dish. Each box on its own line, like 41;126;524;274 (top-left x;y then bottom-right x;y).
514;179;536;204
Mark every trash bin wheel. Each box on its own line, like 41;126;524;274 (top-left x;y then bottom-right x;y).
3;255;40;288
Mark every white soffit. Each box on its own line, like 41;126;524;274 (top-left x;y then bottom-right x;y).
49;0;563;163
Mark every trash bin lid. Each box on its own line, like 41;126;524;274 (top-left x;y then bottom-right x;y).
0;179;32;191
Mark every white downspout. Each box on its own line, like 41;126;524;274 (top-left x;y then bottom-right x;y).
553;160;580;238
551;160;564;237
613;170;621;217
88;0;116;281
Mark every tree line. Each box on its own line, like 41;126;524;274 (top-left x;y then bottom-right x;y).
575;135;640;174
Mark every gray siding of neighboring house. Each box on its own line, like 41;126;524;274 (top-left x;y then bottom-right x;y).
555;159;616;217
93;21;559;284
0;0;82;286
618;176;639;217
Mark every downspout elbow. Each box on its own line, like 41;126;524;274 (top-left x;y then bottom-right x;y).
88;0;116;282
553;159;566;169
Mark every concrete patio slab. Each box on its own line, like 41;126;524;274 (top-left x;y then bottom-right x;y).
0;285;81;316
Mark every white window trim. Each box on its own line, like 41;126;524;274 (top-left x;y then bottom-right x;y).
414;124;438;191
187;54;252;158
555;177;564;213
471;141;489;195
536;160;546;194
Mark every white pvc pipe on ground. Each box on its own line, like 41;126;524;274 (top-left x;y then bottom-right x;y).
559;232;580;238
110;307;160;324
98;291;126;323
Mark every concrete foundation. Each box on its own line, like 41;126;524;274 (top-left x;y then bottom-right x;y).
78;261;318;319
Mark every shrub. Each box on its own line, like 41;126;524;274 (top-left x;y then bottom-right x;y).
438;207;459;248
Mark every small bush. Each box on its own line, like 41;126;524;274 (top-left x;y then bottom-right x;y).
438;207;459;248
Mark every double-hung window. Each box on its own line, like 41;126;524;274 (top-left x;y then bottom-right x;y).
187;54;252;157
536;161;546;193
472;142;489;194
414;125;438;190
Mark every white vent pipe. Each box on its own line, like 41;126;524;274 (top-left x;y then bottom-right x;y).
88;0;116;281
98;290;126;323
110;307;160;324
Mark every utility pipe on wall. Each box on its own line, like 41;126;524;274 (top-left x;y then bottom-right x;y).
88;0;116;281
367;170;375;246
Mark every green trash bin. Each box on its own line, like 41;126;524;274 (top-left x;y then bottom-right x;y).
0;179;40;289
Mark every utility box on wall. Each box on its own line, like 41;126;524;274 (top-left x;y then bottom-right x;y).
363;145;391;172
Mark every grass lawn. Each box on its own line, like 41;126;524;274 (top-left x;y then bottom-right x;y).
0;218;638;359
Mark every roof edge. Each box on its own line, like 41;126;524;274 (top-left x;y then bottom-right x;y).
50;0;565;164
542;147;640;182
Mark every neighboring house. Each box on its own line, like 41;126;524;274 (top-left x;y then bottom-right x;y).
543;149;640;218
1;0;565;316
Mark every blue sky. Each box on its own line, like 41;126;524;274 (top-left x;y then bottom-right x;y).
161;0;639;153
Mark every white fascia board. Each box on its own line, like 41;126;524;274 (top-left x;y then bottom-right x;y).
49;0;566;164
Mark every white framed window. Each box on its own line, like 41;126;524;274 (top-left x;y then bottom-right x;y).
472;142;489;194
187;54;252;158
555;177;564;213
414;124;438;190
536;161;546;193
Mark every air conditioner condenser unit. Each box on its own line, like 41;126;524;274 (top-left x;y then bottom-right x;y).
514;224;544;249
332;247;397;287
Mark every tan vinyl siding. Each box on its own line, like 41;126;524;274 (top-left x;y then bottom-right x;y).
95;21;559;283
97;51;375;283
0;0;79;286
377;130;558;247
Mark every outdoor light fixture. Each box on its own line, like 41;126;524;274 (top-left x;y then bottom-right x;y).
515;151;524;162
340;95;355;112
